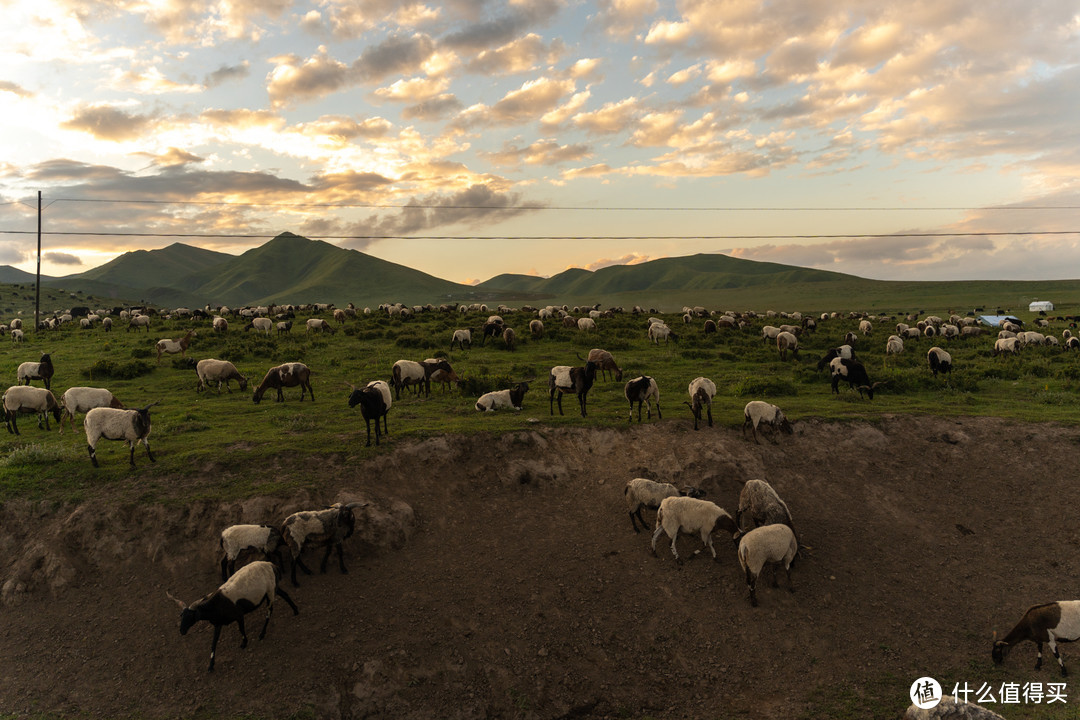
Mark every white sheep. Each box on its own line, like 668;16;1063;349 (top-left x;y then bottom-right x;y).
994;337;1020;355
451;328;472;350
246;317;272;334
686;376;716;430
475;382;529;412
196;359;249;394
624;478;704;533
577;317;596;332
85;403;158;468
219;524;287;580
776;331;799;361
736;479;795;536
3;385;62;434
735;523;798;606
650;496;739;561
742;401;793;444
886;335;904;355
212;317;229;333
859;319;873;336
59;386;124;434
648;323;676;344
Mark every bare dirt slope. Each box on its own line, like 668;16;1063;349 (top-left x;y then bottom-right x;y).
2;415;1079;719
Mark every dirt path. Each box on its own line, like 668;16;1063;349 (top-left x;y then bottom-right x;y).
1;415;1077;719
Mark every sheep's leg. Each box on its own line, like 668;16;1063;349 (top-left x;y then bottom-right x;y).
745;569;759;607
1050;637;1067;676
335;542;348;574
706;407;712;427
128;441;137;469
143;438;155;463
275;586;300;616
207;625;222;672
258;603;272;640
1035;642;1044;669
87;443;98;467
655;401;661;420
365;418;373;447
381;413;389;437
701;533;717;559
669;534;681;562
319;544;333;573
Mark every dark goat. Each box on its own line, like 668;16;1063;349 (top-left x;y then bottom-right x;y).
549;360;598;417
624;375;661;422
347;381;390;446
281;502;367;587
252;362;313;403
169;561;298;672
479;320;504;346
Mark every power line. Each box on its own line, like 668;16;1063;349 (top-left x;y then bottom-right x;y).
2;229;1079;240
32;197;1080;212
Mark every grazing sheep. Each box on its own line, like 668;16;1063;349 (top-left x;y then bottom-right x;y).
928;346;953;377
85;402;158;468
761;325;782;344
127;314;151;332
885;335;904;355
59;387;124;433
829;357;884;399
252;362;313;403
549;360;598;417
736;479;795;537
479;320;504;345
1067;337;1080;351
742;401;793;444
624;376;661;422
156;330;196;364
3;385;62;434
650;496;739;562
281;502;367;587
735;524;798;606
475;382;529;412
347;380;391;446
168;561;298;672
859;319;873;336
391;359;459;399
11;329;24;343
844;331;858;346
306;318;334;334
245;317;273;335
529;319;544;338
196;359;249;394
219;525;287;580
816;345;856;372
17;353;54;390
451;328;472;351
993;601;1080;676
648;323;677;344
686;377;716;430
994;337;1020;355
586;348;623;381
776;331;799;361
703;319;717;334
577;317;596;332
213;317;229;333
276;321;292;335
502;326;517;350
624;478;704;533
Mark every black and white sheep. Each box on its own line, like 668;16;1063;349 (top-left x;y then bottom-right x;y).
650;496;739;562
252;362;313;403
993;600;1080;676
391;359;459;400
219;524;287;580
196;359;249;394
59;386;124;433
549;360;598;417
816;345;857;371
346;380;391;446
3;385;62;434
624;376;661;422
742;401;793;444
281;501;367;587
85;402;158;468
475;382;529;412
624;478;704;533
169;561;299;672
686;376;716;430
829;357;885;399
17;353;54;390
928;346;953;377
734;524;798;606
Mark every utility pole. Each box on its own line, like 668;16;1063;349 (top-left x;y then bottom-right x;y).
34;190;41;333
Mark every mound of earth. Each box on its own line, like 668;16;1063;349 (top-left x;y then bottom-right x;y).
1;415;1076;719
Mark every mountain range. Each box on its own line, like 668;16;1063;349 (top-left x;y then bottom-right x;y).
2;231;1076;312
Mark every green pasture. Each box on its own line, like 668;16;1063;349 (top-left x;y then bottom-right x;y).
1;296;1078;504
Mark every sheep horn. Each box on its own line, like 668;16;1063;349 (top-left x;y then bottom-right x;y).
140;400;161;411
344;501;368;510
166;591;188;610
344;382;357;391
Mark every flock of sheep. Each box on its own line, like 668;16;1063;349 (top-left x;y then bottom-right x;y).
4;299;1079;680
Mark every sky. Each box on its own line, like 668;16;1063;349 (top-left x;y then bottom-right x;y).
1;0;1079;286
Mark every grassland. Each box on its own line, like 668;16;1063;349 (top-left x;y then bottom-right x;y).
1;292;1078;505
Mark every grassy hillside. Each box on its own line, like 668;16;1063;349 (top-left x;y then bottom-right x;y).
58;242;232;291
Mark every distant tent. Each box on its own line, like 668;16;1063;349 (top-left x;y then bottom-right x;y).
1029;301;1054;312
979;315;1024;327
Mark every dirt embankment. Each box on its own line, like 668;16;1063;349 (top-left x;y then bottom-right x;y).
2;415;1079;719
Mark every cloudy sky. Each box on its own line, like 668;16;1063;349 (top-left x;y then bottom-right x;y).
1;0;1079;285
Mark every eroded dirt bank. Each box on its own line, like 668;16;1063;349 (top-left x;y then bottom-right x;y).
2;415;1079;719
